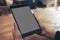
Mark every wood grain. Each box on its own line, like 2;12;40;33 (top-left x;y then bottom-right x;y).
0;14;14;40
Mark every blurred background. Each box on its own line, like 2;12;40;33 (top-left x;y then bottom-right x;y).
0;0;60;40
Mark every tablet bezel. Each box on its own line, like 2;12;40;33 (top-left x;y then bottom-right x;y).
10;4;28;9
10;5;42;38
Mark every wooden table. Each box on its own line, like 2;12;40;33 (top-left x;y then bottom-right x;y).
0;14;14;40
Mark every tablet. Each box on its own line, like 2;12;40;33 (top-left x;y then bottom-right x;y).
10;5;41;38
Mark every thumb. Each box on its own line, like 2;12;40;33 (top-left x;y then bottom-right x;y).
13;23;23;40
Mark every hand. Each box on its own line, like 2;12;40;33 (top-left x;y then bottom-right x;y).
33;13;57;39
13;23;24;40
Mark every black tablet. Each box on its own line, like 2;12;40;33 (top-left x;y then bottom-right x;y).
10;4;41;38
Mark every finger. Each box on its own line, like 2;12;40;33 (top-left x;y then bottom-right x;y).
13;23;23;40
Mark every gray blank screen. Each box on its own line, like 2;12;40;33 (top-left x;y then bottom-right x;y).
12;6;40;34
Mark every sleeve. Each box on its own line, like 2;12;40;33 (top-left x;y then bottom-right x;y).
55;31;60;40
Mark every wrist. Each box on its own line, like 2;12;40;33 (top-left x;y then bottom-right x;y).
41;28;57;39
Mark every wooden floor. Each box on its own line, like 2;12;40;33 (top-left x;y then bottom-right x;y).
0;9;51;40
